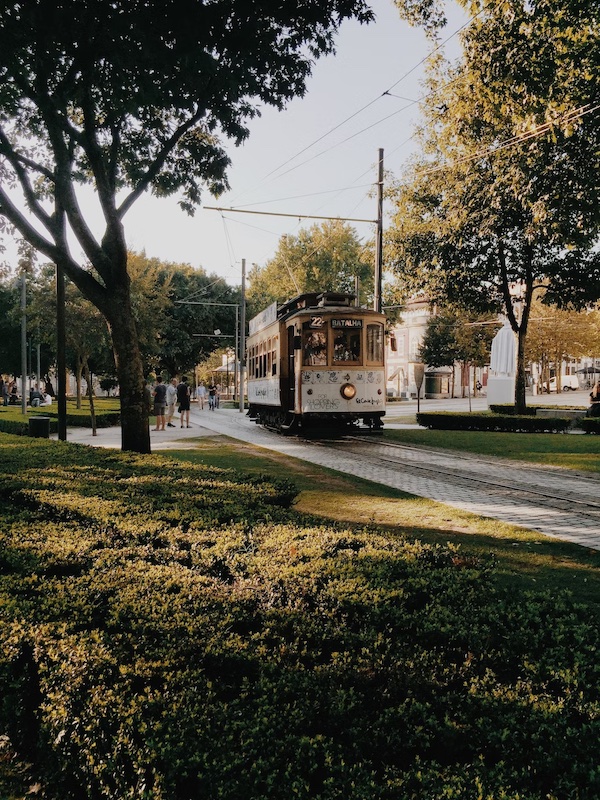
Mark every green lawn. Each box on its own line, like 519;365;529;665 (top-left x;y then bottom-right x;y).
170;435;600;608
382;427;600;473
2;432;600;799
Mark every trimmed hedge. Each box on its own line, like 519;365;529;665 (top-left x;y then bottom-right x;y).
0;409;119;436
1;434;599;799
488;403;536;416
417;411;571;433
579;418;600;434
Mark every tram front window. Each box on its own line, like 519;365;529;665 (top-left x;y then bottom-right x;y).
303;328;327;366
333;331;361;363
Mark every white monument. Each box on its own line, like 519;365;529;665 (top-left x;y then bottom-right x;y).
487;319;516;406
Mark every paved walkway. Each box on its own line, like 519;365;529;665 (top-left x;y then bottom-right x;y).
58;402;600;552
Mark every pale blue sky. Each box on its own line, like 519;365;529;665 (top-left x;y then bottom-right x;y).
6;0;466;285
121;0;467;286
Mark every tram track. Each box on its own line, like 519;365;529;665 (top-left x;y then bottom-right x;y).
318;435;600;522
176;408;600;549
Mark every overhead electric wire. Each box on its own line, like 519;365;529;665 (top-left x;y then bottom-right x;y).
233;184;373;209
226;2;496;211
413;102;600;179
211;0;501;272
262;1;496;184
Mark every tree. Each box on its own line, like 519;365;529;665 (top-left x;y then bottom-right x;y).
247;220;374;315
418;306;496;397
157;264;240;379
526;297;600;391
0;278;23;376
0;0;377;452
387;0;600;413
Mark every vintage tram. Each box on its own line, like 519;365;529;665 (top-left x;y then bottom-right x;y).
246;291;386;431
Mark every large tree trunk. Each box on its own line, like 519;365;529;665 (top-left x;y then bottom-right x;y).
514;326;528;414
105;292;150;454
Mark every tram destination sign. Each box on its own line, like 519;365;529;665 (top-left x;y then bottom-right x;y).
331;318;363;329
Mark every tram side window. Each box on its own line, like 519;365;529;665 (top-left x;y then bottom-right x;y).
333;330;361;363
271;336;278;375
303;324;327;366
366;324;384;364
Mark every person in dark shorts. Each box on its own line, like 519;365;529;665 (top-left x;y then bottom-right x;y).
152;376;167;430
208;382;217;410
177;376;191;428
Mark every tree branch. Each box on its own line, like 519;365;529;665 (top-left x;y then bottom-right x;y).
118;107;206;218
0;127;55;232
0;185;60;263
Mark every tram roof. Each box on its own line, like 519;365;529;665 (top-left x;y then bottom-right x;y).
277;291;357;320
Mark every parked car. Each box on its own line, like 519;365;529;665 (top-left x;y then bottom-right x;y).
547;374;580;392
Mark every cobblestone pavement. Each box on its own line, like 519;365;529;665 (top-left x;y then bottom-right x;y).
60;403;600;552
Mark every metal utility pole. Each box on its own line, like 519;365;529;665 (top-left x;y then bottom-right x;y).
374;147;384;314
239;259;246;413
36;334;41;391
20;272;27;415
56;262;67;440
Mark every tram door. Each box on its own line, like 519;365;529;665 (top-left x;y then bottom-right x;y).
285;325;296;412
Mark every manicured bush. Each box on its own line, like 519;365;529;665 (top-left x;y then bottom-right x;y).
0;433;599;799
417;411;571;433
579;418;600;434
0;407;119;436
488;403;536;416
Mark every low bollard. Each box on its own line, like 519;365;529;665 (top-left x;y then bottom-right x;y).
28;416;50;438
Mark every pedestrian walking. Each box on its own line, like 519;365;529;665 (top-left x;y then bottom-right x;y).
152;377;167;431
196;382;207;410
165;377;178;427
208;382;217;410
177;376;191;428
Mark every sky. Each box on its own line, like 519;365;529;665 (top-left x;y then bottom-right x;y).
6;0;467;288
120;0;469;288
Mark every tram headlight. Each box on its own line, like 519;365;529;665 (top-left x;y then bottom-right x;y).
340;382;356;400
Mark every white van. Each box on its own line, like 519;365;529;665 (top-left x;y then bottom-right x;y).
548;375;580;392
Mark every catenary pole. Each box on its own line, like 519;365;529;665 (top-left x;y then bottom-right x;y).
56;262;67;440
239;259;246;413
20;271;27;415
374;148;384;314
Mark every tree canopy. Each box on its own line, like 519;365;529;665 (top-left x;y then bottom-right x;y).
0;0;376;451
247;220;374;316
387;0;600;411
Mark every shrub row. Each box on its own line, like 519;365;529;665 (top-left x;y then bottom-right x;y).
0;409;120;436
417;411;572;433
1;434;599;799
579;418;600;434
488;403;537;416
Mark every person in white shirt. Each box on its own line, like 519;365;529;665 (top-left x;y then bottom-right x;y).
195;382;207;410
165;377;178;427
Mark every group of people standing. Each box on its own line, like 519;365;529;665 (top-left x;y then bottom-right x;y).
150;377;221;431
151;376;192;431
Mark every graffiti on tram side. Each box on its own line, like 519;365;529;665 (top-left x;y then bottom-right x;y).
248;380;280;404
302;370;384;385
